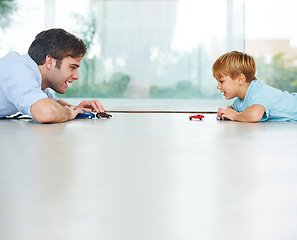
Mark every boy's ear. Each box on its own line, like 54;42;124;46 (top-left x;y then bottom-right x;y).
237;73;247;85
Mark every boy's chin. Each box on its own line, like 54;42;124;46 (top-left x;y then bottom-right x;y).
225;96;235;100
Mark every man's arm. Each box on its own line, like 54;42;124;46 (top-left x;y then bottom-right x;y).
218;104;265;123
31;98;81;123
56;99;72;107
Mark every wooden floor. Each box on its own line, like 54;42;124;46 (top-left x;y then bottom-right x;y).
1;112;297;240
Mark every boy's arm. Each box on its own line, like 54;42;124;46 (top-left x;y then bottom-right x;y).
219;104;265;122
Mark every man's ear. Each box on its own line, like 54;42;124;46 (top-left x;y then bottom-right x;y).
237;73;247;85
45;55;56;70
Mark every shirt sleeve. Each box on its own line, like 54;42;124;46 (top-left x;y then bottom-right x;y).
43;88;58;101
1;62;49;117
245;82;270;121
232;98;243;112
247;92;269;110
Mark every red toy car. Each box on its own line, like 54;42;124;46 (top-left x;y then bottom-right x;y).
189;114;204;120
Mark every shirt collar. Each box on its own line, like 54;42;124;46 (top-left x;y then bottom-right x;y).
23;54;42;87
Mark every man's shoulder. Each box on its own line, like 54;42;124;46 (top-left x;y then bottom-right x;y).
0;52;21;61
1;52;38;74
0;52;41;86
0;52;27;69
1;52;35;64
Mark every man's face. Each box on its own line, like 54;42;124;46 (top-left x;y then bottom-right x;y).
45;56;82;94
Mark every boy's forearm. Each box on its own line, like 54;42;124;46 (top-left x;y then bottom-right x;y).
233;105;265;123
234;111;258;122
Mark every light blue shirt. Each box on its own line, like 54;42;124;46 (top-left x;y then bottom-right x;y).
0;52;58;118
232;80;297;121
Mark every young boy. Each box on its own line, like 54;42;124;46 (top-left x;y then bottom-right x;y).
212;51;297;122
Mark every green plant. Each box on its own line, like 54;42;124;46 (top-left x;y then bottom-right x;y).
256;53;297;92
0;0;17;30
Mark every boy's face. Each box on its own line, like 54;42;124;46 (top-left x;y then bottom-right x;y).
216;75;241;100
44;56;82;94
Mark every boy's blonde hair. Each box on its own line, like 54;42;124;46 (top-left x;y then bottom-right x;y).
212;51;257;82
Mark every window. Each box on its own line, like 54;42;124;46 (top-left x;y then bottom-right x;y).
56;0;238;104
6;1;297;111
245;0;297;93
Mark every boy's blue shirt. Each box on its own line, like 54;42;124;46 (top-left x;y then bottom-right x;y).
232;80;297;122
0;52;58;118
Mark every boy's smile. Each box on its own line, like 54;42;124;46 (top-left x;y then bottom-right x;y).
216;75;241;100
216;74;249;100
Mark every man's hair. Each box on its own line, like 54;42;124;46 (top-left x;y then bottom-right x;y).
28;28;87;68
212;51;257;82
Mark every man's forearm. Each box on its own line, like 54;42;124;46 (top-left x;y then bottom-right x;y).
31;98;73;123
57;99;72;107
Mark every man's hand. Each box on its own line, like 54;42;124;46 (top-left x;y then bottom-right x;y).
66;105;84;120
31;99;106;123
76;100;105;113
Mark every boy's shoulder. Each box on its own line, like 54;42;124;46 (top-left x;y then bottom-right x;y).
250;80;264;88
248;80;271;95
250;80;283;95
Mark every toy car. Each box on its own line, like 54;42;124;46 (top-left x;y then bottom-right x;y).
216;116;230;121
75;110;95;119
189;114;204;120
96;112;112;119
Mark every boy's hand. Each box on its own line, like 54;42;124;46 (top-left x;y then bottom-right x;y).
217;107;223;118
217;107;238;121
75;100;105;113
217;104;265;122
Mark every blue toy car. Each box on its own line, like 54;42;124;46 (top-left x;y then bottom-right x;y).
75;110;95;119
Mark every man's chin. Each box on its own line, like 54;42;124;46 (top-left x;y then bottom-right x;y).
56;88;67;94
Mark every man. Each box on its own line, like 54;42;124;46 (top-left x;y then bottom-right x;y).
0;28;105;123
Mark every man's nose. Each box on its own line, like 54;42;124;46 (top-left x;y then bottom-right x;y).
72;70;79;80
